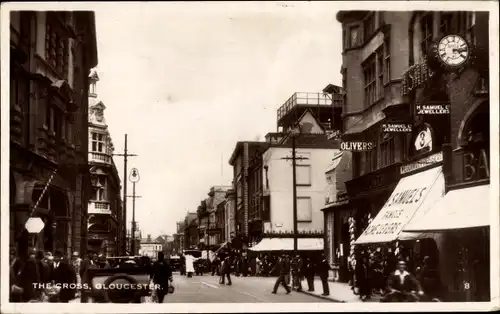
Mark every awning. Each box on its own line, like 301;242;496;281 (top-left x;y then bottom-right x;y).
355;166;444;245
404;184;490;232
249;238;324;251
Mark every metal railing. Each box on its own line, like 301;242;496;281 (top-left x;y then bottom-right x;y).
277;92;332;121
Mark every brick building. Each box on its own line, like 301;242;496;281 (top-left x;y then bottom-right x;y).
337;10;490;301
10;11;98;257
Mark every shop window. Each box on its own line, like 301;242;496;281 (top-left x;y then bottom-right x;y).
297;197;312;222
296;165;312;186
363;55;377;107
420;13;434;56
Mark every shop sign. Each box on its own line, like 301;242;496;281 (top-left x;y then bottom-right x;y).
400;152;443;175
401;58;436;96
326;129;341;140
416;103;450;115
340;141;374;152
382;123;413;133
455;147;490;183
413;124;434;154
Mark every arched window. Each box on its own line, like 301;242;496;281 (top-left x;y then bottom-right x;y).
460;101;489;156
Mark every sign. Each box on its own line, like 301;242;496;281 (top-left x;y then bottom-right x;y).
355;166;442;244
340;141;374;152
416;103;450;115
414;126;433;153
129;168;140;183
382;123;413;133
400;152;443;175
401;58;436;96
326;130;341;140
454;147;490;183
25;217;45;233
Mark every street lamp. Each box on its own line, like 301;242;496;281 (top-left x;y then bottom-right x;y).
129;168;140;255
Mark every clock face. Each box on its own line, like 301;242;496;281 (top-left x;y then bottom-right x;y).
437;35;470;67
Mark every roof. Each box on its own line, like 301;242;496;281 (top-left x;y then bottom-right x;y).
228;141;268;165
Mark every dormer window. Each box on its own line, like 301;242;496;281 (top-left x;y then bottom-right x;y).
92;132;106;153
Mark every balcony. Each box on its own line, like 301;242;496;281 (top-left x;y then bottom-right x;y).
88;200;112;215
277;92;333;127
89;151;111;164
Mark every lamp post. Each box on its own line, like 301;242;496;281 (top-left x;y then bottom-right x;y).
129;168;140;255
281;124;308;255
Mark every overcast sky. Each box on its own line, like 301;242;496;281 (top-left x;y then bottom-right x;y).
93;2;342;237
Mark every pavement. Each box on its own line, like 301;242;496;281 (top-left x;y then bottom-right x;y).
296;278;382;303
164;272;330;303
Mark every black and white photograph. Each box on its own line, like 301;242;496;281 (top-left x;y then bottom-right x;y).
1;1;498;313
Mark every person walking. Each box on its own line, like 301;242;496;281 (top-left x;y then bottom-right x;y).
50;251;77;303
152;252;173;303
317;254;331;296
355;255;371;301
271;253;291;294
291;255;304;291
220;256;232;285
304;257;315;292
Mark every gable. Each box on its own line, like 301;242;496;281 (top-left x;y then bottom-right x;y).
298;110;325;134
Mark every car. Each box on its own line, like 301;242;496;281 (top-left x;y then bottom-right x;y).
85;256;153;303
169;255;182;271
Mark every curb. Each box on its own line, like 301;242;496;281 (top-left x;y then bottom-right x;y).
296;289;344;303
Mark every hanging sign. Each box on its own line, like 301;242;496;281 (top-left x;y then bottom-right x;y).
25;217;45;233
382;123;413;133
416;103;450;115
326;129;341;140
340;141;374;152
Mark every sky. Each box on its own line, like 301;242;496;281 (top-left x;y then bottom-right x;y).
93;2;342;238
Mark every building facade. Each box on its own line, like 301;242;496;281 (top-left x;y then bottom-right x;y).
337;10;490;301
183;212;198;250
138;235;162;259
173;221;185;255
10;11;98;257
224;188;237;243
86;70;122;256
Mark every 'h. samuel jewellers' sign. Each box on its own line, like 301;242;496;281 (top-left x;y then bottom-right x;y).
382;123;413;133
340;141;374;152
416;103;450;115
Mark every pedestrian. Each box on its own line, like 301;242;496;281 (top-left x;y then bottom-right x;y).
304;257;315;292
355;254;371;301
271;253;291;294
318;254;330;296
11;248;40;302
50;250;77;303
220;256;232;285
152;252;173;303
291;255;303;291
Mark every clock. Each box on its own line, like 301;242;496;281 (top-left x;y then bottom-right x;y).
429;34;473;71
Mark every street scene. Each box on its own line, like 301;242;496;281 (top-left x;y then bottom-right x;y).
4;1;496;310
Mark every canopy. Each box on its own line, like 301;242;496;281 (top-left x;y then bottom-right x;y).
249;238;323;251
355;166;444;245
404;184;490;232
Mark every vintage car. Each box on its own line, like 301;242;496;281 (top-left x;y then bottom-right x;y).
84;256;153;303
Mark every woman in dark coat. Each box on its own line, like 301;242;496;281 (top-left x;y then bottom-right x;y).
355;255;372;301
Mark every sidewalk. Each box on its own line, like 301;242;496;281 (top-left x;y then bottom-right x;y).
296;278;382;303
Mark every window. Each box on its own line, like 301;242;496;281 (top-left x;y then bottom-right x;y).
341;67;347;114
420;13;434;56
45;14;69;79
92;175;107;201
384;37;391;84
466;12;476;45
380;134;395;167
91;132;105;152
365;146;377;173
342;28;346;51
440;12;454;35
53;108;64;140
377;48;384;99
349;25;361;48
296;165;312;186
363;13;376;40
363;55;377;107
297;197;312;222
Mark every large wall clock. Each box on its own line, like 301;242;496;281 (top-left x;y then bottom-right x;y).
429;34;474;72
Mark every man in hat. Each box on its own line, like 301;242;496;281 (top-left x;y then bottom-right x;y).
384;260;424;302
152;252;173;303
271;252;291;294
50;250;77;302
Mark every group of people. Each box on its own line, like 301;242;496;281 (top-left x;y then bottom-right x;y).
352;250;441;302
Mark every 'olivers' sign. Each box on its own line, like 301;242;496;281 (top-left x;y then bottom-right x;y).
382;123;413;133
340;141;374;152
